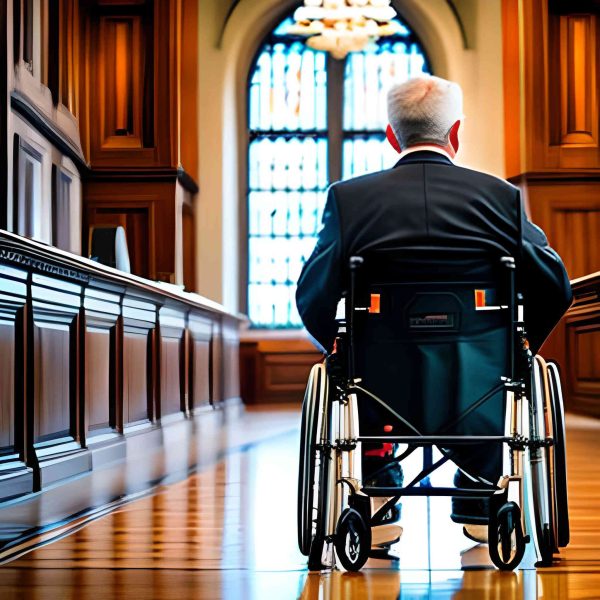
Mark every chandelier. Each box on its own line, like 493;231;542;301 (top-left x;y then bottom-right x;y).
287;0;400;60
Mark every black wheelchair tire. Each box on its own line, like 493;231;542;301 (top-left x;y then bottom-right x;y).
334;508;371;572
307;536;326;571
547;361;570;549
297;364;329;557
488;501;526;571
529;357;558;566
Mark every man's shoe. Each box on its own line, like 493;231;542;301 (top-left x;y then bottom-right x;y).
451;470;491;525
364;461;404;488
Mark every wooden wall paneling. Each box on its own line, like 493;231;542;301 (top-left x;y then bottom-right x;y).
0;0;7;231
83;0;173;168
158;304;186;418
13;134;43;240
52;165;73;252
179;0;198;183
85;198;154;280
525;181;600;280
564;273;600;416
182;201;195;292
502;0;522;179
83;285;121;439
0;262;33;498
210;319;223;406
122;290;156;428
521;0;600;170
240;339;322;405
222;315;240;403
188;312;212;411
504;0;600;414
83;180;178;283
30;273;90;488
555;14;598;146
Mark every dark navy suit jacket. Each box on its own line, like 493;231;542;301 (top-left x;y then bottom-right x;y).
296;151;572;356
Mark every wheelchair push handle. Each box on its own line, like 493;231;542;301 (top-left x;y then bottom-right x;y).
500;256;516;269
349;256;364;270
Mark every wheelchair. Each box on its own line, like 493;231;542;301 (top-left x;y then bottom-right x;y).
297;248;569;572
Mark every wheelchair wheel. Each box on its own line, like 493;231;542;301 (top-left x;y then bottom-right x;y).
334;508;371;572
528;356;558;566
297;363;331;558
547;361;570;549
488;501;526;571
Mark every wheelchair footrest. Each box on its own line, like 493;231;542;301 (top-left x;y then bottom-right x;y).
363;486;498;498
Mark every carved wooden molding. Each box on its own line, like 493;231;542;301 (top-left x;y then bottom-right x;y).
0;247;89;283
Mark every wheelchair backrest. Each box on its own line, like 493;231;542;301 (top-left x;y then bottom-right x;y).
346;247;516;439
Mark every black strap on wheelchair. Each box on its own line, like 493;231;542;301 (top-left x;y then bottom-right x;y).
440;382;507;434
350;383;422;435
405;454;451;489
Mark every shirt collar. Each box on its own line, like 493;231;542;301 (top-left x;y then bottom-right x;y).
398;145;455;163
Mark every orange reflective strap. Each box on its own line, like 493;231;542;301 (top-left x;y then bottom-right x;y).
369;293;381;314
474;289;486;308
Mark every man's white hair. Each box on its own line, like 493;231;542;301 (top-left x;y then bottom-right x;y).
387;76;463;149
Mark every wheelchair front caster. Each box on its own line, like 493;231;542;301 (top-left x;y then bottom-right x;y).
334;508;371;571
488;501;526;571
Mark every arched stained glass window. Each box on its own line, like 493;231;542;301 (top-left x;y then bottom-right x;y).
247;15;429;328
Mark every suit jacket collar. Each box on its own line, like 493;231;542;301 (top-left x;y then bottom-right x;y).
394;150;454;168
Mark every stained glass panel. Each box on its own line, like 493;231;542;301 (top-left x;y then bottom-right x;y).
249;40;327;132
247;16;430;328
248;30;328;327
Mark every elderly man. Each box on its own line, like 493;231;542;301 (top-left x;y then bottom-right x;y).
295;76;572;540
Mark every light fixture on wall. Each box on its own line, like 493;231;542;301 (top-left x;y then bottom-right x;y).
287;0;400;59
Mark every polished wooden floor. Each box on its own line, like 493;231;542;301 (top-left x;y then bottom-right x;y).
1;408;600;599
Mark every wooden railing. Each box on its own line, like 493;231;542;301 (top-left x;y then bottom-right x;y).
0;231;241;503
563;272;600;418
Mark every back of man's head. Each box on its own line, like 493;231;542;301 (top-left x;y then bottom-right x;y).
387;76;463;149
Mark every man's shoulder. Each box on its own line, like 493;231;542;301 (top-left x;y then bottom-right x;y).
331;168;397;194
449;164;519;194
330;163;519;197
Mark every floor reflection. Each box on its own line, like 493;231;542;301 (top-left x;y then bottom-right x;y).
0;410;599;599
298;569;574;600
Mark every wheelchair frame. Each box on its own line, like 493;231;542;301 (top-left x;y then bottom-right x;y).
298;254;569;572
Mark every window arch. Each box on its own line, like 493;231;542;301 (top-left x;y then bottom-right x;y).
247;15;430;328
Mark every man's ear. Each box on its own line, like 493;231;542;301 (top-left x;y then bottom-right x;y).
386;124;401;154
449;120;461;153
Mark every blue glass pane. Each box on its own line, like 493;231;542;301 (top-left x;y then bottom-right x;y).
249;137;328;191
342;136;401;179
247;136;327;326
343;40;429;132
273;17;296;37
247;190;327;328
249;42;327;132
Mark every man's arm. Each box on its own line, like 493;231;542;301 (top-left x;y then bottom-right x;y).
296;187;344;354
519;192;573;354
